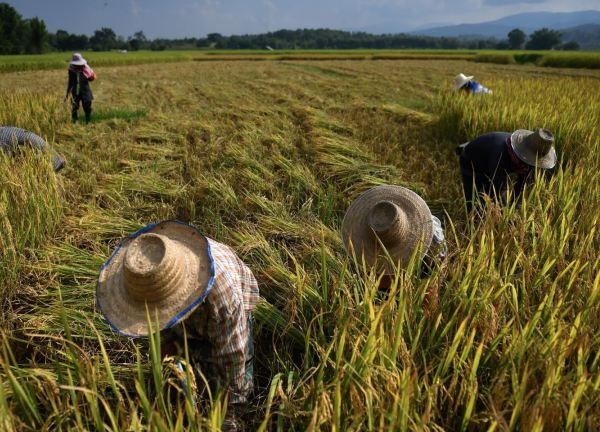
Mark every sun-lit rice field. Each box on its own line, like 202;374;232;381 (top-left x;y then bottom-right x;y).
0;57;599;430
1;49;599;73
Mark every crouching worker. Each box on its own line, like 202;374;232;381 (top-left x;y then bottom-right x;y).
457;128;557;214
97;221;259;432
341;185;446;287
0;126;65;172
454;73;492;95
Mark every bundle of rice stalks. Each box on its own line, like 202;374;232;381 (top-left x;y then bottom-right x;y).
0;152;63;324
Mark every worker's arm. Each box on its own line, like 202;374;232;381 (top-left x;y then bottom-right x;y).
206;285;250;405
65;71;75;100
506;169;535;210
512;169;535;205
429;215;447;261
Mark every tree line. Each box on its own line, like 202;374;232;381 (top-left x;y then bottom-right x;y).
0;2;580;54
0;3;48;54
201;28;578;50
502;28;579;50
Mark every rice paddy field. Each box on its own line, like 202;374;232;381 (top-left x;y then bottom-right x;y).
1;49;599;73
0;56;599;430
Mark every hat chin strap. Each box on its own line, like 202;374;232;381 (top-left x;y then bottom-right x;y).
368;201;409;247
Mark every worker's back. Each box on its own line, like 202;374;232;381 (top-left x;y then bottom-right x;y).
0;126;65;172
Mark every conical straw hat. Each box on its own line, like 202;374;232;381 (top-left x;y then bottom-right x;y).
510;128;557;169
69;53;87;66
341;185;434;274
454;73;474;90
97;221;214;337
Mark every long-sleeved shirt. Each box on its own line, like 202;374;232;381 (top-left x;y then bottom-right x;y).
460;131;532;209
0;126;65;172
67;68;93;101
162;238;259;404
465;80;492;94
429;215;447;260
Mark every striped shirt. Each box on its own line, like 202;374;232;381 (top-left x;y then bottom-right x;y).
0;126;65;172
163;238;259;404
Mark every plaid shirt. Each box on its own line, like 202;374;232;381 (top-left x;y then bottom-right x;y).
163;238;259;404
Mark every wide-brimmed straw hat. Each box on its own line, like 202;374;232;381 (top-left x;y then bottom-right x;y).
454;73;474;90
510;128;557;169
97;221;214;337
341;185;434;275
69;53;87;66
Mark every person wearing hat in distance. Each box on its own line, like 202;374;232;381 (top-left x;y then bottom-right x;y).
96;221;259;432
0;126;65;172
454;73;492;95
341;185;447;286
457;128;557;213
64;53;95;124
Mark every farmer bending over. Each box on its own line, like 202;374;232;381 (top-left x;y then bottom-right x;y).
454;73;492;95
341;185;447;287
0;126;65;172
457;128;557;213
97;221;259;432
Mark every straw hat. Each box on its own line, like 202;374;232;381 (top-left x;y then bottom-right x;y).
510;128;557;169
69;53;87;66
341;185;434;274
97;221;214;337
454;73;474;90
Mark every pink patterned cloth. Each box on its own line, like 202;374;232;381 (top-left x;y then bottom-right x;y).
69;64;95;80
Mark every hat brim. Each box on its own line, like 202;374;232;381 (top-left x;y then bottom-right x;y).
341;185;434;275
510;129;557;169
96;221;214;337
69;59;87;66
454;75;474;91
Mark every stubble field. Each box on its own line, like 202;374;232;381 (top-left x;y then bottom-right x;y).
0;58;599;430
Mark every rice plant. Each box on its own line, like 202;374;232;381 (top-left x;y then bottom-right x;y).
0;57;598;430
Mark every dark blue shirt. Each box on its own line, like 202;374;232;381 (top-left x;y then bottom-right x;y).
67;69;93;102
466;80;492;94
461;131;531;205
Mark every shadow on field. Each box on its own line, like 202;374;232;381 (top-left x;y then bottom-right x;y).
75;108;147;124
281;62;357;79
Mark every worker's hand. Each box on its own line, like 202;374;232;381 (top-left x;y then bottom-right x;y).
222;404;243;432
222;411;240;432
161;340;178;357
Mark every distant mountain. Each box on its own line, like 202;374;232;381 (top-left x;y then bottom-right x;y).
562;23;600;50
411;10;600;39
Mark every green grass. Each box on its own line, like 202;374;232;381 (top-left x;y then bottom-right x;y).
474;50;600;69
473;53;516;64
203;49;480;55
0;50;198;73
0;58;599;430
539;53;600;69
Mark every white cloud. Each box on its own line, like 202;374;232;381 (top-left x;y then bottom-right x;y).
130;0;140;17
484;0;547;4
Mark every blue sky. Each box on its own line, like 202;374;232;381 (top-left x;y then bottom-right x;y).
8;0;600;38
